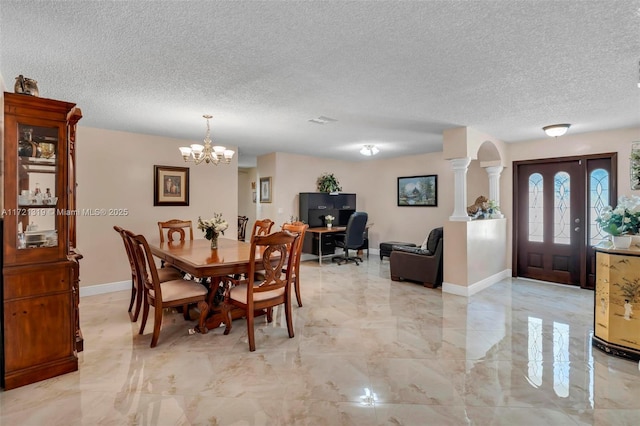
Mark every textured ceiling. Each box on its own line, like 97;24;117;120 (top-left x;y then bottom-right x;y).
1;1;639;167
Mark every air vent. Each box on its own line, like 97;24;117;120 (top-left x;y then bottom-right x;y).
308;116;338;125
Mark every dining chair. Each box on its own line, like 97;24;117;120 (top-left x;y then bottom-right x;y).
129;232;209;348
251;218;274;238
157;218;196;278
281;221;309;307
114;226;183;322
222;230;299;352
237;215;249;241
158;219;194;243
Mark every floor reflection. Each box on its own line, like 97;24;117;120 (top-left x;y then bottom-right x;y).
0;259;638;425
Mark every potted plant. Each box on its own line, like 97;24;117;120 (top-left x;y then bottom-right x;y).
595;195;640;248
325;214;335;228
316;173;342;193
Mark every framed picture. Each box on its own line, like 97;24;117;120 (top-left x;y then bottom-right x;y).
397;175;437;207
631;141;640;190
154;165;190;206
260;177;272;203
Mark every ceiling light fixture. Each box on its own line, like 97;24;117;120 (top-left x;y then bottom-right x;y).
179;115;234;165
360;144;380;156
543;123;571;137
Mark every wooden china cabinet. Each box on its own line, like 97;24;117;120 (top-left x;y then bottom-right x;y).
2;92;83;390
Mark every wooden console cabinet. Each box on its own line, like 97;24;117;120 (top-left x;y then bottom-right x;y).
592;244;640;361
2;93;83;389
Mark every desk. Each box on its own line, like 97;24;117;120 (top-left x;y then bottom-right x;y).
148;237;266;331
306;226;346;264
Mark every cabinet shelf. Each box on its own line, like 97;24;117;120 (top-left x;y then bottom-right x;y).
17;204;58;208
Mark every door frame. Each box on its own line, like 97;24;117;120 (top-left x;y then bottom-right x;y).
512;152;617;288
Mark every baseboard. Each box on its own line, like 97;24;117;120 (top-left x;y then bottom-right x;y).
79;280;130;297
442;269;512;297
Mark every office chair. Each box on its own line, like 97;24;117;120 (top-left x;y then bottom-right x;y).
332;212;368;265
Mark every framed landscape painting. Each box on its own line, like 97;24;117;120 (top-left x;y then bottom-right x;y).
397;175;437;207
154;165;190;206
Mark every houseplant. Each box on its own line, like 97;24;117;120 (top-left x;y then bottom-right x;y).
325;214;335;228
316;173;342;193
595;195;640;248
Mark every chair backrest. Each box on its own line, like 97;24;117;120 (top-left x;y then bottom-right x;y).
158;219;194;243
343;212;368;249
246;230;299;303
251;219;274;239
128;231;163;302
238;215;249;241
114;225;136;273
426;227;444;253
281;221;309;273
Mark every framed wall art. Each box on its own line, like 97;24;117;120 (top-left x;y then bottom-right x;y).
154;165;190;206
631;141;640;190
397;174;438;207
260;176;272;203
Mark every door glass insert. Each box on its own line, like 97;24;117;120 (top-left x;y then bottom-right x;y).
589;168;610;246
528;173;543;242
17;124;59;249
554;172;571;245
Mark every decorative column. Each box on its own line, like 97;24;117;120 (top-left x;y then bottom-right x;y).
485;165;504;218
449;157;472;221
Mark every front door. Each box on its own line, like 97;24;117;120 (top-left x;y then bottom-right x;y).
514;154;617;288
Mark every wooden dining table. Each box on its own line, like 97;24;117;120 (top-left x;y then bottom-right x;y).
148;237;268;332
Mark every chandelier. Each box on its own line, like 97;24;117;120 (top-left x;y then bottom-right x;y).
179;115;234;165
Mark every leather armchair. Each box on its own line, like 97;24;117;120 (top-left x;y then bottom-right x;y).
389;227;443;288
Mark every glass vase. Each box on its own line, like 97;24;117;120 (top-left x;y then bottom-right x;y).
210;233;219;249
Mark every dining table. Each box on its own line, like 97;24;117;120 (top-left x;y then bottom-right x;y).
148;237;269;332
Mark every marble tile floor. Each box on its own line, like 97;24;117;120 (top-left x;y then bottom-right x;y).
1;257;639;425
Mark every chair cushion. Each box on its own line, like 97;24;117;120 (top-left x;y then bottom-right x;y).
158;267;184;282
420;233;430;250
392;245;431;256
229;282;285;305
149;280;207;303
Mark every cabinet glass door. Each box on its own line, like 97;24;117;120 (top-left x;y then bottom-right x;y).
16;123;59;249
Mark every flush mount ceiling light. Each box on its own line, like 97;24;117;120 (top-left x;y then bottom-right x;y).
360;144;380;156
179;115;234;165
543;123;571;137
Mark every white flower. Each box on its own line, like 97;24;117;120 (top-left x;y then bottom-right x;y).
197;213;229;239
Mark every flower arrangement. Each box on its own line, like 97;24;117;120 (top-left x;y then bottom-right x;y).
595;195;640;236
325;214;335;226
486;200;500;215
197;213;229;248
